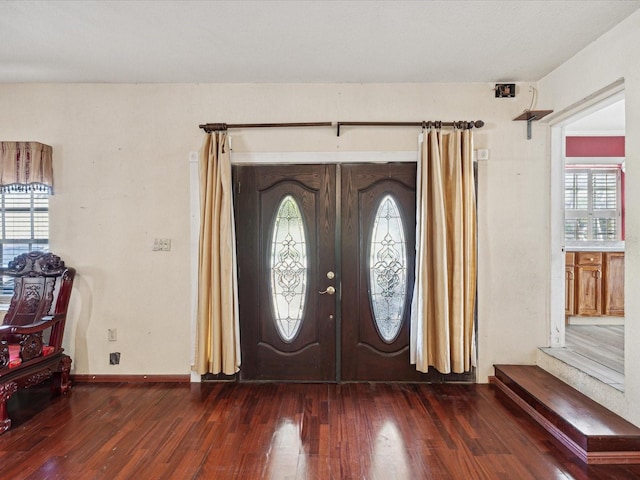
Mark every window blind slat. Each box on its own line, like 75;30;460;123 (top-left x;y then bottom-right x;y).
0;192;50;294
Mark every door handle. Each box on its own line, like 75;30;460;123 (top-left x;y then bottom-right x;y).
319;286;336;295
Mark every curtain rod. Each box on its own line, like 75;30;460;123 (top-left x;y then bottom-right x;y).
198;120;484;137
199;122;332;133
335;120;484;136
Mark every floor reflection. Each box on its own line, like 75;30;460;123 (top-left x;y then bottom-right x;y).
263;418;305;478
368;419;412;479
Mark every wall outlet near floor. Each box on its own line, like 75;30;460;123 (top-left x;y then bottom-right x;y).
109;352;121;365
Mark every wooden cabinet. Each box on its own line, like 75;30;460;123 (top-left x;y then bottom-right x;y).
575;252;603;316
604;252;624;316
566;251;624;317
565;252;575;316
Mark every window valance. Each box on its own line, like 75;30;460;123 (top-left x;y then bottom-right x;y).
0;142;54;194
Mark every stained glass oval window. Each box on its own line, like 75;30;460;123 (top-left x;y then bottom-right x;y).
369;195;408;343
270;195;308;342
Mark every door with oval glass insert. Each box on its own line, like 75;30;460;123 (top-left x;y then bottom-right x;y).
234;165;336;381
341;164;463;381
234;163;474;382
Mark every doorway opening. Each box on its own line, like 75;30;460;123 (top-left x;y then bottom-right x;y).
547;87;625;390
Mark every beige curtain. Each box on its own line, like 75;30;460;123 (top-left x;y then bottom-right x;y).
195;132;240;375
0;142;54;193
410;129;477;374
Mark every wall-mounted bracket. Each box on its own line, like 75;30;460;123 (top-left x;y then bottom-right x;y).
513;110;553;140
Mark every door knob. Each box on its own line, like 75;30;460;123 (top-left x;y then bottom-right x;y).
319;286;336;295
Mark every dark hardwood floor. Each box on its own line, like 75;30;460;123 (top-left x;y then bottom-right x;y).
2;380;640;479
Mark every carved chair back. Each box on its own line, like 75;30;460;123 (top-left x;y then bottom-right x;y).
2;252;76;349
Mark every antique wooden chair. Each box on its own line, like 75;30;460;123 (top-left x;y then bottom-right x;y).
0;251;75;434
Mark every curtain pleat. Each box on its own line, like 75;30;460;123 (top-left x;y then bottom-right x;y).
195;132;240;375
462;130;477;371
411;129;476;374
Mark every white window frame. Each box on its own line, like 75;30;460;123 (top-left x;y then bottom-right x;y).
564;166;622;242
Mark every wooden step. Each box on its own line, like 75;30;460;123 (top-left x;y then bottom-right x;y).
490;364;640;464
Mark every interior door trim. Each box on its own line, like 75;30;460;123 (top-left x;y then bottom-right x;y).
229;151;418;165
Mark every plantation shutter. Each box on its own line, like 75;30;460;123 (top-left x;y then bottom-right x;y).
565;168;620;241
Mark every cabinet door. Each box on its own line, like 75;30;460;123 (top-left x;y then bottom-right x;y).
604;252;624;316
576;264;602;315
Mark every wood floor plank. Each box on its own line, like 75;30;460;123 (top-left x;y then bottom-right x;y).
2;381;640;479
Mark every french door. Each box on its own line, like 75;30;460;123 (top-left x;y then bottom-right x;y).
234;164;336;381
233;163;473;382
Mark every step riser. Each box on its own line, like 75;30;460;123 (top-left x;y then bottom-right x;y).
492;365;640;465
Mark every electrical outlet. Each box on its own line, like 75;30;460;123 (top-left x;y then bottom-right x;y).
109;352;121;365
108;328;117;342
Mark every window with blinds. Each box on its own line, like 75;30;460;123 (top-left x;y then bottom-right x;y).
565;167;620;241
0;192;49;294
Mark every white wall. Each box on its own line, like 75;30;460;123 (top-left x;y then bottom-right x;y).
538;10;640;425
0;82;548;381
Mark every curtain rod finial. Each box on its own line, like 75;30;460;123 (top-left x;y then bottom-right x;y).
199;123;228;133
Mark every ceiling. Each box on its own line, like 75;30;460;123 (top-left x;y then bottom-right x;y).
566;99;626;134
1;0;639;84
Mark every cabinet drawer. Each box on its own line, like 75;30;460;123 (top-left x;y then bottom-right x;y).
576;252;602;266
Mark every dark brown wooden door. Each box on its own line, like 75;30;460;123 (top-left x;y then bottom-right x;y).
341;164;419;381
341;163;448;381
234;163;473;382
234;165;337;381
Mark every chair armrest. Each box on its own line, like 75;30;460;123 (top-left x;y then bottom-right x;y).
0;314;67;365
0;314;65;336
